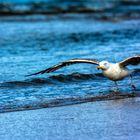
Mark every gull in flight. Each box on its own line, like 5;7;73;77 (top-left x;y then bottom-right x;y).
27;55;140;90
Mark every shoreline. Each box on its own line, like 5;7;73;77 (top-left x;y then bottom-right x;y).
0;12;140;22
0;92;138;114
0;97;140;140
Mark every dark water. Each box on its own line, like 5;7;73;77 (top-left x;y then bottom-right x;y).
0;0;140;21
0;15;140;113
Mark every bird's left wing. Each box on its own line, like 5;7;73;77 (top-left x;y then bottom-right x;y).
119;55;140;67
26;58;99;76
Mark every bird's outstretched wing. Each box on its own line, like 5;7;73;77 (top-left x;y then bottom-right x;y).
26;58;99;76
119;55;140;67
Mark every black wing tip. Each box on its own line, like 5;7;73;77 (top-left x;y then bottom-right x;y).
25;71;44;77
25;73;39;77
25;68;53;77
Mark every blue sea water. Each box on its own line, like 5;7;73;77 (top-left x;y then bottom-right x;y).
0;14;140;112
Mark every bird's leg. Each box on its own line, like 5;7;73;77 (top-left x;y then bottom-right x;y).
130;74;136;91
114;81;119;93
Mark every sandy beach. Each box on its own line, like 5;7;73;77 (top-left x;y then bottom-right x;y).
0;97;140;140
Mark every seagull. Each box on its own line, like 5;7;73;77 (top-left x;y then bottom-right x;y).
27;55;140;90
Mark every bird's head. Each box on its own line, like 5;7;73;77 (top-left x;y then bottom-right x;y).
97;61;110;70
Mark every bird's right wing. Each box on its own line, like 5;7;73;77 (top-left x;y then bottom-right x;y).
119;55;140;67
26;58;99;76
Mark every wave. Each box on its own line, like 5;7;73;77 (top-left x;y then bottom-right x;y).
0;68;140;88
0;72;105;88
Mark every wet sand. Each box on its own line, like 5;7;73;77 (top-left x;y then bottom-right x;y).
0;97;140;140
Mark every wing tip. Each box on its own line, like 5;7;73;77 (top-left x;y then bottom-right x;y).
25;69;52;77
25;71;43;77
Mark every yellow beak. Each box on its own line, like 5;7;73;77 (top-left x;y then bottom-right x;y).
97;65;103;70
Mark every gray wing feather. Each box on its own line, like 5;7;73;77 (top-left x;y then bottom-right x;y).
27;58;99;76
119;55;140;67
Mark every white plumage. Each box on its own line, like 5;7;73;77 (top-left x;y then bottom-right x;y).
99;62;129;81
